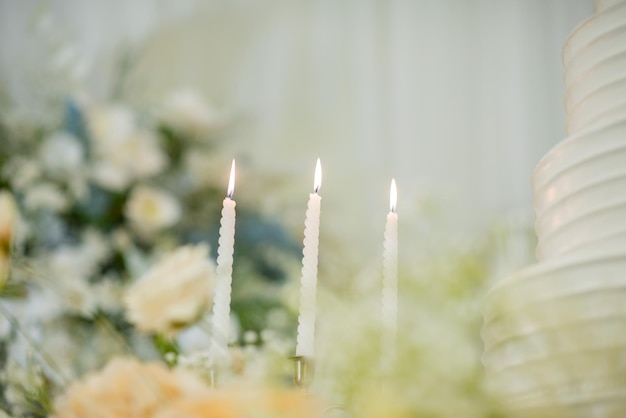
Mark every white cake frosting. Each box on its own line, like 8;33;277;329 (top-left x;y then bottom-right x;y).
482;1;626;415
535;0;626;259
595;0;626;13
564;1;626;134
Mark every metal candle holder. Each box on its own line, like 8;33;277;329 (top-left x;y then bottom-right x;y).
290;356;314;389
209;366;217;388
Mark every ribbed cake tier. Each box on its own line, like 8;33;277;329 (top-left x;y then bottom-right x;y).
532;117;626;260
483;1;626;416
482;248;626;417
564;0;626;135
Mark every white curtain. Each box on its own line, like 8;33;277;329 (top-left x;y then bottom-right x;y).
0;0;593;263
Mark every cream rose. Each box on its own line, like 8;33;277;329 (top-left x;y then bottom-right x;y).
0;191;17;250
0;191;17;288
53;357;208;418
124;244;216;336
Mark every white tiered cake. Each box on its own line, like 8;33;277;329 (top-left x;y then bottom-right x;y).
482;0;626;416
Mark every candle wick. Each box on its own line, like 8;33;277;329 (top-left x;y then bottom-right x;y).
227;192;233;199
313;186;320;194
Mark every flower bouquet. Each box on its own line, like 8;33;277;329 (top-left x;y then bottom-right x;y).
0;88;305;417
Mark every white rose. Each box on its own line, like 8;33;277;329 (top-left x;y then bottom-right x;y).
23;182;69;212
124;244;216;336
125;185;181;235
58;276;97;316
184;150;225;188
88;105;167;190
161;89;221;137
91;130;167;191
89;105;135;145
46;231;110;284
39;132;84;176
93;278;125;313
5;158;41;191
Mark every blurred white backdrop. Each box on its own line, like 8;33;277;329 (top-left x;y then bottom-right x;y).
0;0;593;268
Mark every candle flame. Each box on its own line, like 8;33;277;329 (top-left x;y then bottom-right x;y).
390;178;397;213
313;158;322;193
227;159;236;198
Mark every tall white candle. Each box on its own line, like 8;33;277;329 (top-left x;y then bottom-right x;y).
295;158;322;358
382;178;398;342
210;159;237;366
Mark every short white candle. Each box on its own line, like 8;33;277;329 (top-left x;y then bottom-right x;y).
382;178;398;342
209;159;236;366
295;158;322;358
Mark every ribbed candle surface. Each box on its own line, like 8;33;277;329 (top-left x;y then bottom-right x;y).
209;161;237;367
295;159;322;358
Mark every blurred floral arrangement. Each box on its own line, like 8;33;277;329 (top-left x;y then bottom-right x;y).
0;87;311;417
0;90;537;417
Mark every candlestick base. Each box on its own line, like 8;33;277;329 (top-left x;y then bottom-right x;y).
290;356;314;389
209;366;217;388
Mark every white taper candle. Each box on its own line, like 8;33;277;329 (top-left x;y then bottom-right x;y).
382;178;398;342
210;159;236;366
295;158;322;358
